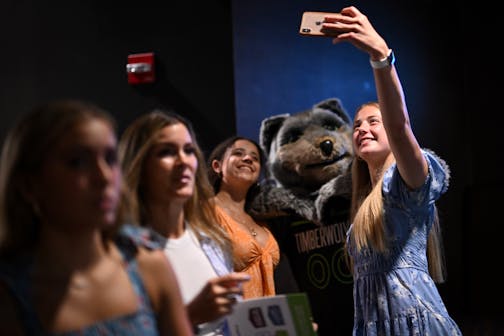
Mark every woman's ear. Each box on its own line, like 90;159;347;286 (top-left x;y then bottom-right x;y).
211;159;222;174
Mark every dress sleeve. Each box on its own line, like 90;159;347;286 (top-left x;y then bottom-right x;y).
118;224;166;250
382;149;450;208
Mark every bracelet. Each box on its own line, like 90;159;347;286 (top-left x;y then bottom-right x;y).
369;49;395;69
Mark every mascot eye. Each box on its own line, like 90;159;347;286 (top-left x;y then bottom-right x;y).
280;130;302;146
322;122;338;131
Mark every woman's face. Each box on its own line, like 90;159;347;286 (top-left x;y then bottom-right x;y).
352;104;390;163
214;139;261;191
142;123;198;205
32;118;121;231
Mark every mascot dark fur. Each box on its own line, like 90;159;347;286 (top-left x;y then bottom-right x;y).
248;97;355;336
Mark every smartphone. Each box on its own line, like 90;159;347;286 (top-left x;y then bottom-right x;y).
299;11;337;37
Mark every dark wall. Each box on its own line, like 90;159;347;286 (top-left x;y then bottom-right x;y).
459;2;503;333
0;0;237;153
0;0;501;334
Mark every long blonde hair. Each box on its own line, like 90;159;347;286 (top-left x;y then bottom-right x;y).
349;102;446;283
118;110;231;255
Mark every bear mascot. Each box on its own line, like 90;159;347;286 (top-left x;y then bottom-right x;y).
248;97;354;336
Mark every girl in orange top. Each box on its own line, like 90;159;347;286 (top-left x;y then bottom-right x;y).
208;136;279;299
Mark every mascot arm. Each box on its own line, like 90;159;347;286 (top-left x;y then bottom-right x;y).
248;183;317;221
315;172;352;225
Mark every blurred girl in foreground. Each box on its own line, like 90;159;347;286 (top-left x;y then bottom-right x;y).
0;100;192;335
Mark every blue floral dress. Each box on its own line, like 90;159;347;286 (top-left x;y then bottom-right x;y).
0;226;160;336
346;150;462;335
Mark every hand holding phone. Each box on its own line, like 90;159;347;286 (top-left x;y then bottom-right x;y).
299;11;339;37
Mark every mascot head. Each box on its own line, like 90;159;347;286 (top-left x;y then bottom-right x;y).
260;98;353;193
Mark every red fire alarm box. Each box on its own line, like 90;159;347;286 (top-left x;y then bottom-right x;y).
126;52;155;84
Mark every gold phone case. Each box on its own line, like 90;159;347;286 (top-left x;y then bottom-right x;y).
299;11;337;37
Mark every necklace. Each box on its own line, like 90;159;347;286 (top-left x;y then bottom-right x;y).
216;198;259;238
231;211;259;238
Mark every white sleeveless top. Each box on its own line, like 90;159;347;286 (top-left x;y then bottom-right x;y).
163;226;218;304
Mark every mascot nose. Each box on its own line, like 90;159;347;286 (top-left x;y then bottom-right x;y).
320;140;333;156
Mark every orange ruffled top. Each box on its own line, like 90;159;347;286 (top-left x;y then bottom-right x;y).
215;205;280;299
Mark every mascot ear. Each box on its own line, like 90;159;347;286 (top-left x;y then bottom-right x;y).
259;114;289;156
313;97;351;125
